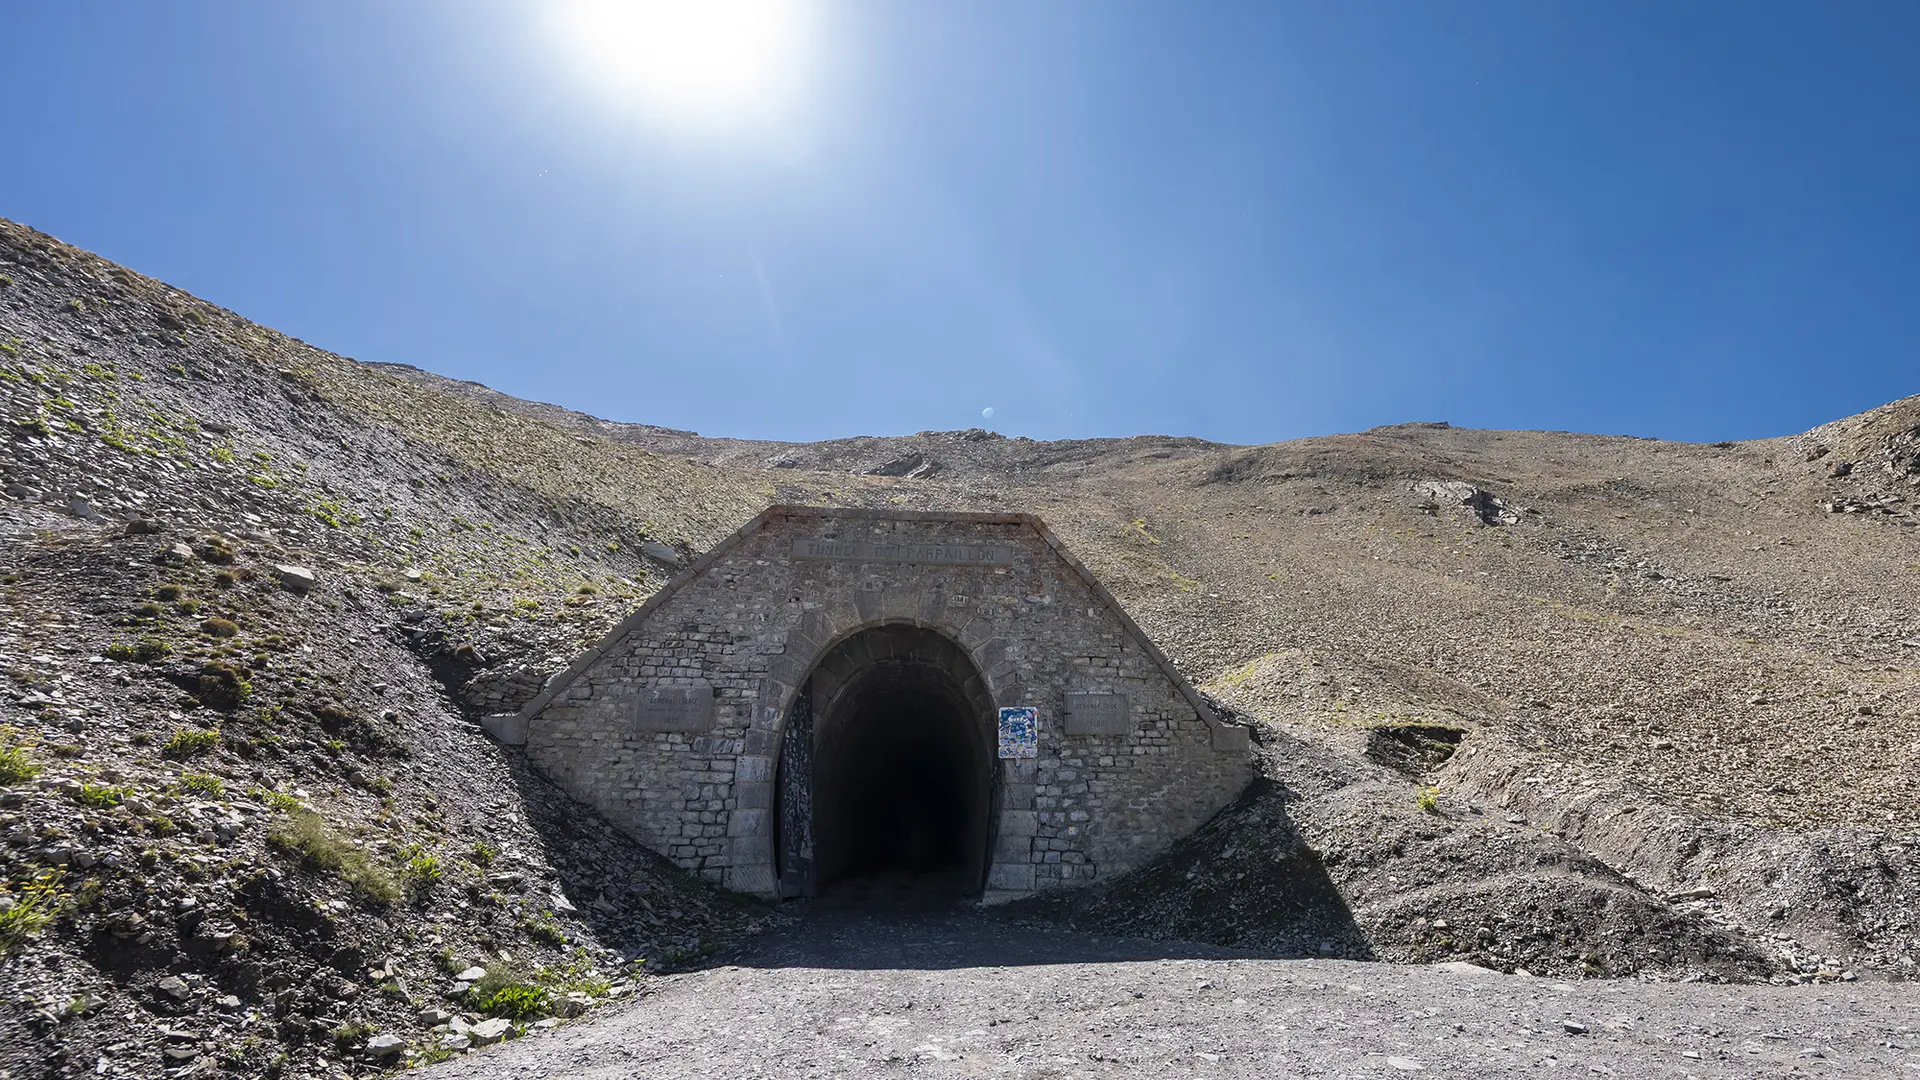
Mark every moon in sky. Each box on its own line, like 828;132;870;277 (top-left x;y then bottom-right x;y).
551;0;808;124
981;407;995;420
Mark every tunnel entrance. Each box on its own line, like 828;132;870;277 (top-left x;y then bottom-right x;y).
776;624;996;900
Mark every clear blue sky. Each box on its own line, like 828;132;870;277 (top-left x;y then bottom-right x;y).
4;2;1916;444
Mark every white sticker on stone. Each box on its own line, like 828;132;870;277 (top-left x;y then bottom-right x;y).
997;706;1038;759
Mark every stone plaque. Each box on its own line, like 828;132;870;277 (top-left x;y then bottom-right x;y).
791;538;1014;566
1064;692;1130;735
636;684;714;733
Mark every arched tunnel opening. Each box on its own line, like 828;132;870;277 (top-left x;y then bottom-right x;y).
778;624;996;899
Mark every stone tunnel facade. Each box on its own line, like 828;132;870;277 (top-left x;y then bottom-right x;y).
488;506;1252;902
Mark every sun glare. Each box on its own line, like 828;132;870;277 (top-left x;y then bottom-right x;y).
552;0;808;124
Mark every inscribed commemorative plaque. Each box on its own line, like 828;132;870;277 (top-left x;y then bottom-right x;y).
636;684;714;733
790;538;1014;566
997;706;1038;759
1064;692;1130;735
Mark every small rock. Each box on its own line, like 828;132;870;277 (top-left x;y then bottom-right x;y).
155;542;194;566
1563;1021;1589;1035
366;1034;407;1058
274;564;316;593
155;976;190;1001
640;540;681;565
453;966;488;983
418;1007;454;1027
1386;1057;1425;1071
468;1018;513;1046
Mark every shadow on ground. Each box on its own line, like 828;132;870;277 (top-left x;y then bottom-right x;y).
728;901;1272;971
1001;778;1376;961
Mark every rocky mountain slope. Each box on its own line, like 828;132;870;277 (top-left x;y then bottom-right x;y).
2;217;1916;1079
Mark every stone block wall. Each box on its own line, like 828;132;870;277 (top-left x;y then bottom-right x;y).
516;507;1252;900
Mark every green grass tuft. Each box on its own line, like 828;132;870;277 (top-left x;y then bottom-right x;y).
0;729;44;785
267;808;401;906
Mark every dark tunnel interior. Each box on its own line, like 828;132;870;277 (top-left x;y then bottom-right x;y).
803;629;995;897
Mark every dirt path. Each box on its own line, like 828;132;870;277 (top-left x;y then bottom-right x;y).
429;904;1920;1079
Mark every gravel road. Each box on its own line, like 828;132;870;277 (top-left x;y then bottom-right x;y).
429;903;1920;1079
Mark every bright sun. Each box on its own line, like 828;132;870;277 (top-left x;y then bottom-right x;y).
551;0;808;123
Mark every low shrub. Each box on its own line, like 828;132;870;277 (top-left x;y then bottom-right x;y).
161;727;219;759
400;847;443;902
72;782;131;808
177;772;224;797
470;968;550;1020
196;662;251;710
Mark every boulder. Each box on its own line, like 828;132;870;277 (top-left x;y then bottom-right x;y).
274;564;316;593
1413;480;1519;526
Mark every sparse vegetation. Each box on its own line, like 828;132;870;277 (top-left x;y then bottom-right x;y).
196;662;252;709
177;772;225;797
0;871;66;955
251;787;303;813
523;911;567;947
161;727;220;759
71;782;131;808
470;967;551;1019
267;807;401;906
0;729;44;784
